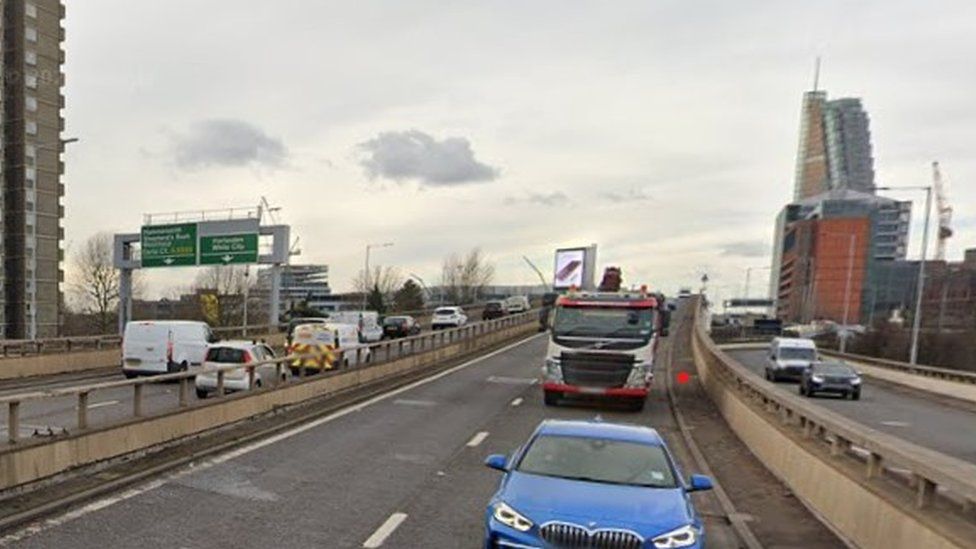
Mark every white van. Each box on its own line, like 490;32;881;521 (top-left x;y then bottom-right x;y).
504;295;531;314
329;311;384;343
122;321;215;377
766;337;818;382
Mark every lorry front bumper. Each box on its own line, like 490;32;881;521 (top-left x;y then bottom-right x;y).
542;382;648;398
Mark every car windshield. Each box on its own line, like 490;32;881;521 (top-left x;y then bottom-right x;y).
780;348;816;361
206;347;248;363
553;306;656;340
517;435;677;488
815;364;855;376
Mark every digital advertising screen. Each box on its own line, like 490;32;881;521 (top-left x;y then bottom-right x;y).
553;248;586;289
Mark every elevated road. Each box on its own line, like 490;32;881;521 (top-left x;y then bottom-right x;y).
3;331;745;547
726;348;976;464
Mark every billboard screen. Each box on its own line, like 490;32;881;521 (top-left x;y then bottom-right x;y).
553;248;586;289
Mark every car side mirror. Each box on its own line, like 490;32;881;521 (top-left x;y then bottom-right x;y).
688;474;713;492
485;454;508;472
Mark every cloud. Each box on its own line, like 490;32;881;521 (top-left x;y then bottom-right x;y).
358;130;499;186
172;119;287;170
504;191;571;207
720;240;770;258
600;187;653;203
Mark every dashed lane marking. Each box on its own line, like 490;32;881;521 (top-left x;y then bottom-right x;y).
363;512;408;548
393;399;437;407
486;376;537;385
510;397;523;407
466;431;489;447
87;400;119;410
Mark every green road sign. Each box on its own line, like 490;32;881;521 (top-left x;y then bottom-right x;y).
141;223;197;268
199;233;259;265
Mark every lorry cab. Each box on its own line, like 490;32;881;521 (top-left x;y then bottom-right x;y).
766;337;818;382
542;289;667;411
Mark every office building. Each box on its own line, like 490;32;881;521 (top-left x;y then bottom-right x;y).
255;264;335;317
793;91;876;201
771;189;911;324
2;1;66;339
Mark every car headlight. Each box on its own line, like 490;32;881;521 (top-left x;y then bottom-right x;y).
544;358;563;382
652;524;698;548
850;377;862;385
492;502;533;532
811;375;824;383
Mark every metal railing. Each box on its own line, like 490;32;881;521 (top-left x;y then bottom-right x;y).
693;301;976;523
820;349;976;386
1;312;535;445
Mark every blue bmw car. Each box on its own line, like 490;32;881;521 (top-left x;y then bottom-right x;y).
484;420;713;549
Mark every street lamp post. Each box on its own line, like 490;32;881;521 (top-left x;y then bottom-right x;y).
363;242;393;311
873;185;933;365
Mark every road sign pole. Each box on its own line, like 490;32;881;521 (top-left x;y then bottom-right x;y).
118;268;132;335
269;264;282;328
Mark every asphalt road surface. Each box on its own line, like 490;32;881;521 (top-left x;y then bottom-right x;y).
727;348;976;464
3;331;742;547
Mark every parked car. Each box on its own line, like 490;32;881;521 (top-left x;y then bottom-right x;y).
288;322;371;376
122;320;216;378
484;419;712;549
382;315;421;338
195;341;287;399
482;301;506;321
431;306;467;329
504;295;531;314
765;337;818;382
800;361;862;400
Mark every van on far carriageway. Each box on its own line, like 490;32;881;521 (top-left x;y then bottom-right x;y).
122;320;216;378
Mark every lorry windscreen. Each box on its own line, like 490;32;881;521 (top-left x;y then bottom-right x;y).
552;306;656;341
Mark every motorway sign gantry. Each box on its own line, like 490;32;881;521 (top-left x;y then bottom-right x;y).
141;223;198;268
199;233;259;265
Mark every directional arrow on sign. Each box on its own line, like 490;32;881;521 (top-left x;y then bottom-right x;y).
163;258;175;265
222;254;234;263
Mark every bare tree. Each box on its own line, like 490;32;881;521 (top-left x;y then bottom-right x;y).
352;265;404;301
441;248;495;304
69;232;121;334
193;266;252;327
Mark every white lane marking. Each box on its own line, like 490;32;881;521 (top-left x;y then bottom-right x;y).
510;397;523;407
486;375;537;385
879;420;911;427
466;431;489;447
1;333;546;544
87;400;119;410
362;512;408;548
393;399;437;407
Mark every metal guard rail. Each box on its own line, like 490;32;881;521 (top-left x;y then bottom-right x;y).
1;311;536;446
820;349;976;386
0;301;503;358
693;308;976;520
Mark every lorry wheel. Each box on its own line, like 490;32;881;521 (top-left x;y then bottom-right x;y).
544;391;560;406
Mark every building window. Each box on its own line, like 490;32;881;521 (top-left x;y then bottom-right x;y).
26;3;37;18
25;201;34;211
26;73;37;89
26;121;37;135
26;27;37;43
25;50;37;66
26;168;36;187
26;96;37;112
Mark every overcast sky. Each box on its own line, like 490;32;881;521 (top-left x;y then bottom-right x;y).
62;0;976;302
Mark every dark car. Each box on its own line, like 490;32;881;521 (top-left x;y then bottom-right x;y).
482;301;506;321
799;361;863;400
382;315;421;339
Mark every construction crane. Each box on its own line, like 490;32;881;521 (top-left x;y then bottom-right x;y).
932;161;953;261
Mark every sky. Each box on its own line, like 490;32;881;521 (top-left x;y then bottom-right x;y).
61;0;976;304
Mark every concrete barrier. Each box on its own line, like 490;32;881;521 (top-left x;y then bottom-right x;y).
0;318;536;491
692;300;976;549
0;349;121;382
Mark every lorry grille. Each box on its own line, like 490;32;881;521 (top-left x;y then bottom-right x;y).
560;352;634;388
540;522;643;549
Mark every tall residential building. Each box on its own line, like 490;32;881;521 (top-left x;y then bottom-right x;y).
2;1;66;339
793;91;876;201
